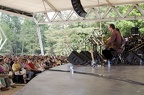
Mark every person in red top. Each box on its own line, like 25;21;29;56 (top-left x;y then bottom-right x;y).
102;24;123;60
25;60;41;77
28;62;35;70
25;60;36;70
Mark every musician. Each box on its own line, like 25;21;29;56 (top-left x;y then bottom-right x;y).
102;24;123;61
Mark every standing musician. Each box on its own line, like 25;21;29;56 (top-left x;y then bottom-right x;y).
102;24;124;61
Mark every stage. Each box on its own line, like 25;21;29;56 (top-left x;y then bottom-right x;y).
14;64;144;95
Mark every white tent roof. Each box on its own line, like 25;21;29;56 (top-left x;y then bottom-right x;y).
0;0;144;24
0;0;144;23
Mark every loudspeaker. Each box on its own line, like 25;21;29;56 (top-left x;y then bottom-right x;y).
71;0;87;17
67;51;88;65
131;27;139;35
80;51;91;60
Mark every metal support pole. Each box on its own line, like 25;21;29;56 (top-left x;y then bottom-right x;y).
37;25;44;55
0;26;7;50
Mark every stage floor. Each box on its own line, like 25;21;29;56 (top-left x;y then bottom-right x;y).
14;64;144;95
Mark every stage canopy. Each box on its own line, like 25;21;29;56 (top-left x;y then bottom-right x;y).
0;0;144;55
0;0;144;24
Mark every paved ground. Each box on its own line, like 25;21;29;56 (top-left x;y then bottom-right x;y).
14;64;144;95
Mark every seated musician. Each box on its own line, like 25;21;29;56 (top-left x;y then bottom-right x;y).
102;24;124;62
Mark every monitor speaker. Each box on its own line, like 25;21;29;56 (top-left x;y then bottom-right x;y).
67;51;88;65
80;51;91;61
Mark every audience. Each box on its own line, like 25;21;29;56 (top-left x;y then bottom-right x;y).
0;54;68;91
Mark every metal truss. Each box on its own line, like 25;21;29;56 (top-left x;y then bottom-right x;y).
0;27;7;50
33;2;144;55
0;5;33;19
33;3;144;24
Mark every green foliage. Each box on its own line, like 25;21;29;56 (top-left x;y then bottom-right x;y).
116;21;134;37
0;14;47;55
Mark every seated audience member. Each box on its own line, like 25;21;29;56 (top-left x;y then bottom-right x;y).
0;58;15;88
56;58;62;66
21;59;34;81
0;64;4;73
25;59;41;77
35;59;45;71
12;59;27;83
0;80;9;91
9;58;14;69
